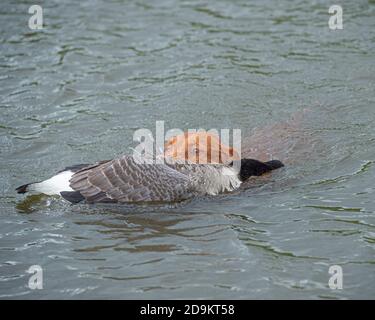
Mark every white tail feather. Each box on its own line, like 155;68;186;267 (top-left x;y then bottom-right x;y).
30;171;74;195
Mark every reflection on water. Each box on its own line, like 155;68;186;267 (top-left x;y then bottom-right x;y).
1;0;375;299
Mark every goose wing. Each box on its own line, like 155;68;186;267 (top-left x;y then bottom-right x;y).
68;155;192;203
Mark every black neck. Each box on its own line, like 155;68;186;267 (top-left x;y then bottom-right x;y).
232;159;284;182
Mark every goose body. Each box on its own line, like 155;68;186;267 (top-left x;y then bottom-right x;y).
16;155;284;204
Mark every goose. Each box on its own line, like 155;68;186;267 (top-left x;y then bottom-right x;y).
16;155;284;204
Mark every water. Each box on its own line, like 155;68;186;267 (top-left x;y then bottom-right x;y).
1;0;375;299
